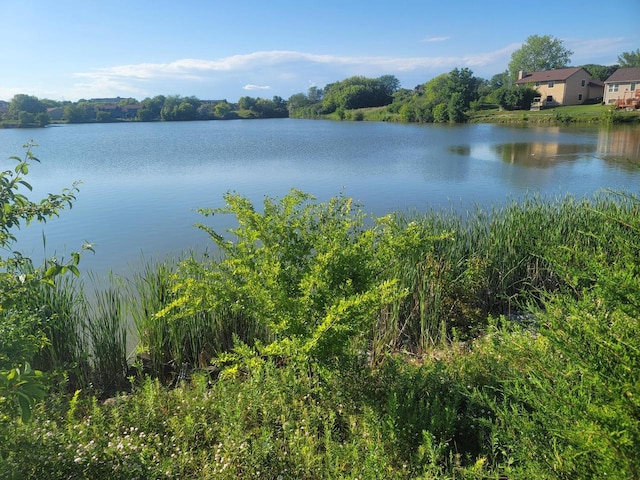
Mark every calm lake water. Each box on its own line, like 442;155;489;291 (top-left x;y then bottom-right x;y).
1;119;639;279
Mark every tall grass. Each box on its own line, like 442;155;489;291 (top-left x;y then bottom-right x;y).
4;190;639;478
17;191;640;384
85;274;129;393
127;255;270;383
373;192;638;354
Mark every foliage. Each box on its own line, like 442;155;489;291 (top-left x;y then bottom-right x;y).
0;363;46;423
617;48;640;68
580;63;619;81
319;75;400;114
158;190;404;371
0;142;89;421
493;85;538;110
0;359;493;479
508;34;573;79
7;95;47;127
2;182;639;477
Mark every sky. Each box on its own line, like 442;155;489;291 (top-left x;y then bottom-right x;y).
1;0;638;103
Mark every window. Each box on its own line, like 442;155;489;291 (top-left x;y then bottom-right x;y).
546;95;553;103
548;81;554;88
631;83;637;91
578;94;583;101
608;83;619;93
581;79;586;87
534;82;540;87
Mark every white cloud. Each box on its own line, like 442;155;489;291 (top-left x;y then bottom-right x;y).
565;37;630;63
422;36;451;43
74;48;516;82
243;84;271;91
61;45;523;100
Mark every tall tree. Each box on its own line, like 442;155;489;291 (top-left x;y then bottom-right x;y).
8;94;46;119
508;35;573;79
617;49;640;68
580;64;619;81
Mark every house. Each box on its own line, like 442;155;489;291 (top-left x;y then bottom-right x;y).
603;67;640;109
515;67;604;110
47;107;64;121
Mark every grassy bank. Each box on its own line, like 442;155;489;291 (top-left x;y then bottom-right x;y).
324;103;640;125
1;184;639;478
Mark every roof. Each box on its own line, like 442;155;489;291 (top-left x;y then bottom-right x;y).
604;67;640;83
515;67;586;84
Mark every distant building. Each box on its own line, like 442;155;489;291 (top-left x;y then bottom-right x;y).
516;67;604;110
47;107;65;121
603;67;640;109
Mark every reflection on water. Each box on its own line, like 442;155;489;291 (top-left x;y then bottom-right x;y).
1;120;639;278
448;145;471;156
597;127;640;163
492;142;597;167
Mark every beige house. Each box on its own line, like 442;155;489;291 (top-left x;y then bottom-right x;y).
515;67;604;110
603;67;640;109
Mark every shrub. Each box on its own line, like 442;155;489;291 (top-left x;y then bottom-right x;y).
158;189;404;372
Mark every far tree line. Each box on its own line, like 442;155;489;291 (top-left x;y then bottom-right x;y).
0;94;289;128
2;38;638;128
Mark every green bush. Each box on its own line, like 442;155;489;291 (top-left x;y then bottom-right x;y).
158;189;404;371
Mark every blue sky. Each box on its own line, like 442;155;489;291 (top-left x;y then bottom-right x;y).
1;0;638;102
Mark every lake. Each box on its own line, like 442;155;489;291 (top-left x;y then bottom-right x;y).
1;119;639;279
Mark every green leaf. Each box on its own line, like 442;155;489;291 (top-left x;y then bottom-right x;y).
17;394;32;422
67;265;80;277
17;180;33;191
43;264;62;278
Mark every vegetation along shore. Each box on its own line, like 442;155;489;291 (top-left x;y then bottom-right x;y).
0;140;638;478
1;37;639;479
2;40;640;128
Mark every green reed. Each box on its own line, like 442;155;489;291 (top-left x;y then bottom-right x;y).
374;192;639;354
18;191;638;384
85;273;129;393
127;255;270;383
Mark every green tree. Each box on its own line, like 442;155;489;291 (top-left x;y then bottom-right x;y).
447;92;466;123
489;71;511;89
64;103;95;123
581;64;619;81
617;49;640;68
446;67;479;108
35;112;50;127
423;74;449;107
377;74;401;96
308;85;323;103
96;110;112;122
322;75;398;113
139;95;166;121
493;85;538;110
160;96;179;121
238;96;257;111
18;111;35;128
8;94;46;120
287;92;310;114
508;35;573;79
214;100;234;119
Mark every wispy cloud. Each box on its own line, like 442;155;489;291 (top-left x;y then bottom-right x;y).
422;36;451;43
66;46;523;100
565;36;631;62
243;84;271;91
75;48;516;81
